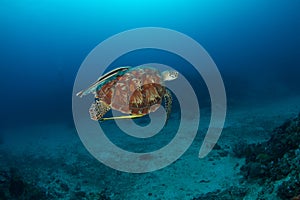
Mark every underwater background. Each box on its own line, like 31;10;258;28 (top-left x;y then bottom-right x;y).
1;0;300;199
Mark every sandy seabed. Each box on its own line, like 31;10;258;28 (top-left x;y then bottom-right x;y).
1;95;300;199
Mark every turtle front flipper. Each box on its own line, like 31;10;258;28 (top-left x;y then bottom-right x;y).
89;100;111;121
164;89;172;121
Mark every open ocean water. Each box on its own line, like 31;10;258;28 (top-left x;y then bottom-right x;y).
0;0;300;199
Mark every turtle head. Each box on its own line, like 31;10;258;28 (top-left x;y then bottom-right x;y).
162;70;179;81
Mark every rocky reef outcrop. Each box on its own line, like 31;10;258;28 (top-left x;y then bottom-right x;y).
237;113;300;199
192;113;300;199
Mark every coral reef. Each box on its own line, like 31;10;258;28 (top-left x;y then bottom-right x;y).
192;186;248;200
0;168;48;200
0;151;114;200
277;177;300;199
233;113;300;199
0;167;112;200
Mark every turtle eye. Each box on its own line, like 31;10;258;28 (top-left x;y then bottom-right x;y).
170;71;178;78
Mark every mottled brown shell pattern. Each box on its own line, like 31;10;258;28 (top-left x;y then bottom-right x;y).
96;67;166;115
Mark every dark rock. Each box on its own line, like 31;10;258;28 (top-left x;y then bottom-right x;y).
232;140;258;158
0;189;7;200
218;150;229;157
9;178;25;197
0;171;9;184
235;113;300;199
237;113;300;180
192;186;248;200
277;177;300;199
0;168;49;200
213;144;221;150
98;189;111;200
75;183;81;191
74;191;86;198
60;182;69;192
26;186;48;200
247;162;265;179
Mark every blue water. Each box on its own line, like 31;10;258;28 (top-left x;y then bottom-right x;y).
1;0;299;127
0;0;300;199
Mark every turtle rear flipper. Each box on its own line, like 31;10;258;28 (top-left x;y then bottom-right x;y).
76;66;130;98
89;100;111;121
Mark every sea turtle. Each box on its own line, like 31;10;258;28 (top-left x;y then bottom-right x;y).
76;66;178;122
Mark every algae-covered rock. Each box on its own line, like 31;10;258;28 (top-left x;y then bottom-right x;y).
192;186;248;200
237;113;300;182
9;178;25;197
235;113;300;198
255;153;271;162
277;177;300;199
0;168;48;200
